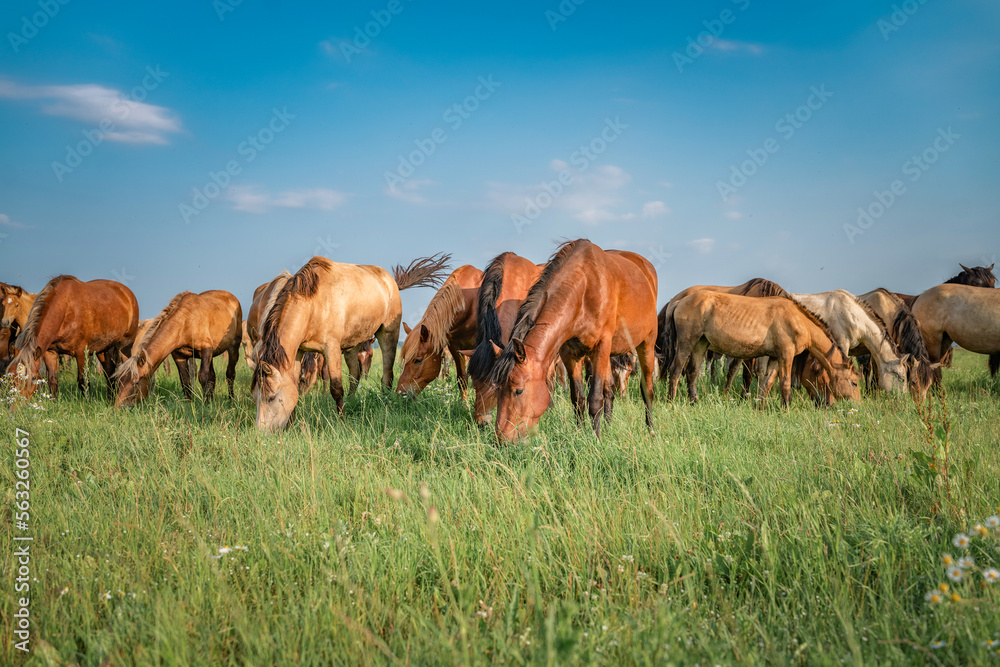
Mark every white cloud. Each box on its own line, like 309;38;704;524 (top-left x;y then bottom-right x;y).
725;210;743;221
641;201;669;219
385;179;435;205
0;78;181;145
229;186;348;214
688;238;716;254
709;39;764;55
0;213;27;229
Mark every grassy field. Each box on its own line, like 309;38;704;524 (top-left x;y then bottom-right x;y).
2;349;999;665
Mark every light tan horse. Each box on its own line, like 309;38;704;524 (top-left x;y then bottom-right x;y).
115;291;242;406
244;272;293;369
7;276;138;399
252;254;450;431
911;284;1000;377
396;264;484;398
665;292;860;406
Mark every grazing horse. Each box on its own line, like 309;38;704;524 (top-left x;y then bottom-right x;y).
790;290;909;394
911;284;1000;377
244;272;293;369
611;353;637;396
115;291;242;406
664;292;860;406
358;338;375;378
397;264;484;397
6;276;138;399
466;252;545;426
252;254;450;431
894;263;996;307
489;240;658;442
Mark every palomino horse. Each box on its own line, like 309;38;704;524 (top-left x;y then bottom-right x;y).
397;264;484;397
115;291;242;406
857;288;939;399
911;284;1000;378
6;276;138;399
244;272;293;369
790;290;909;394
466;252;545;426
489;240;658;442
664;292;860;406
252;254;450;431
299;338;374;394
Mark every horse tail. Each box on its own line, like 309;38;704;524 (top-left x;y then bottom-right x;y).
657;303;677;380
468;252;507;383
392;253;451;291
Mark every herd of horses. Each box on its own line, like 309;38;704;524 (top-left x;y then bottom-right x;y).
2;240;997;443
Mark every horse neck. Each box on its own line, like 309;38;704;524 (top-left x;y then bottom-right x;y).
802;317;842;374
855;315;899;366
273;303;309;370
523;284;580;374
137;321;187;374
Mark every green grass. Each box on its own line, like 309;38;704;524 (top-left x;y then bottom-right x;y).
2;350;999;665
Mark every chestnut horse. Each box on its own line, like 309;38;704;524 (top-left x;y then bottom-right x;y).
466;252;545;426
664;292;860;406
7;276;138;399
911;284;1000;378
252;254;450;431
397;264;484;397
115;290;242;406
489;240;658;442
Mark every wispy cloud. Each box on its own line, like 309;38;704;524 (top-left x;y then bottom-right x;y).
641;201;669;219
0;213;28;229
709;39;764;55
688;238;716;254
228;186;348;214
0;77;181;144
385;179;435;205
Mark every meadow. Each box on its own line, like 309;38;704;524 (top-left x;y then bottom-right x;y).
2;350;999;665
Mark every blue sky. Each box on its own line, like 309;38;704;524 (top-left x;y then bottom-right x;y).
1;0;997;325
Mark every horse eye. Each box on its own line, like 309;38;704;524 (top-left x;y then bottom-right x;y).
514;388;524;397
414;358;423;364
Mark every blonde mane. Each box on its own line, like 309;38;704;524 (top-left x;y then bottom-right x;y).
401;273;466;360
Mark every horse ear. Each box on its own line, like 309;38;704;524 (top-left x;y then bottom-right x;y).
511;338;526;363
402;322;412;335
32;346;43;361
490;341;503;358
989;263;995;271
826;346;837;361
137;350;148;367
930;362;943;370
259;361;273;377
418;324;430;343
960;263;971;272
458;349;475;359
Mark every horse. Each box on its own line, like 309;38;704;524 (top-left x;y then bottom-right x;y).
664;292;860;406
300;338;373;394
6;276;138;399
252;253;450;431
489;240;658;443
465;252;545;426
789;290;909;394
611;353;637;396
244;272;293;369
396;264;484;397
910;284;1000;378
894;263;996;307
115;290;242;406
358;337;374;378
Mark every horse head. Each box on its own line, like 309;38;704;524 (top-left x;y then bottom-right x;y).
397;324;442;396
252;359;300;431
114;351;153;407
494;338;550;443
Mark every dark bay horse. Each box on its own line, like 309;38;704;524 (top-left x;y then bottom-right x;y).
489;240;658;442
252;254;449;431
466;252;545;426
396;264;484;397
6;276;138;399
115;290;242;406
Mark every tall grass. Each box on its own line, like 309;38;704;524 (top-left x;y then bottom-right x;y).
2;350;998;665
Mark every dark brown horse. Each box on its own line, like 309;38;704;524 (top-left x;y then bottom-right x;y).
252;254;449;431
489;240;658;442
397;264;484;397
466;252;545;426
6;276;139;399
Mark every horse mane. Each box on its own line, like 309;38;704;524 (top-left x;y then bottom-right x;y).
113;293;190;383
401;271;466;360
252;258;331;390
13;275;74;358
744;277;789;298
846;291;897;353
468;253;511;382
944;265;996;288
782;296;839;347
490;240;584;386
868;288;939;385
1;282;25;298
392;253;451;291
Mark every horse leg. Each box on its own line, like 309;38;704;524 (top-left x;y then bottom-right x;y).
375;323;399;390
990;354;1000;378
324;346;346;414
344;344;362;395
636;340;656;433
226;341;239;399
723;356;742;396
756;359;779;407
587;349;612;437
75;350;89;396
174;353;194;400
43;351;59;398
778;357;793;407
686;340;710;404
198;349;216;401
741;359;753;396
562;351;586;423
98;349;119;401
449;342;469;400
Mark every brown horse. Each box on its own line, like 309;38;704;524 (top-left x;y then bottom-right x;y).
911;284;1000;377
489;240;658;442
664;292;860;406
252;254;450;431
611;353;637;396
857;288;940;399
397;264;484;397
894;263;996;307
115;291;242;406
358;337;375;378
466;252;545;426
7;276;138;399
